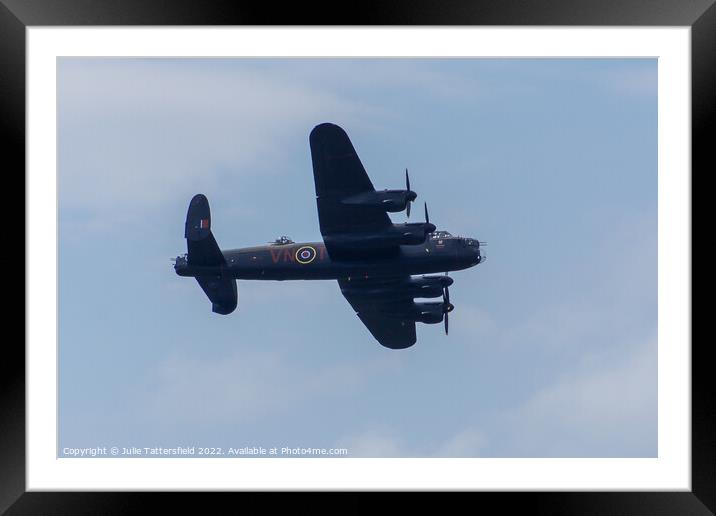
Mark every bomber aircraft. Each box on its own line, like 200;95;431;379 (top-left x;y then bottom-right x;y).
174;123;485;349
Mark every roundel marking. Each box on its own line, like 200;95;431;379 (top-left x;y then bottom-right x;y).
295;245;317;264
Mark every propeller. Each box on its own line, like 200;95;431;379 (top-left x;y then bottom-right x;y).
424;202;436;234
443;285;454;335
405;168;417;218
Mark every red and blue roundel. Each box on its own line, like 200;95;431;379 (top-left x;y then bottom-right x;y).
295;245;317;264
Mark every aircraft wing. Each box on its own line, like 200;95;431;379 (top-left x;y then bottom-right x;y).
309;123;393;257
338;278;416;349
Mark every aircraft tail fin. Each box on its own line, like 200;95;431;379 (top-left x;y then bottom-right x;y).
185;194;225;267
184;194;238;315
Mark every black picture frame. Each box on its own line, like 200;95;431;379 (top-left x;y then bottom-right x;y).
3;0;708;513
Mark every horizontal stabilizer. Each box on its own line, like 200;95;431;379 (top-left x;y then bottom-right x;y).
196;274;238;315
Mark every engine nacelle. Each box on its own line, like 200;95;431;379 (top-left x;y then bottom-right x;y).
412;302;445;324
325;221;436;251
407;275;454;298
390;222;436;245
341;275;453;301
341;189;417;213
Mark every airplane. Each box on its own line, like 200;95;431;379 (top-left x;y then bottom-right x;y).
173;123;485;349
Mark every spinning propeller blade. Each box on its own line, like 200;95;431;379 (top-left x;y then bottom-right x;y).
423;202;436;235
443;285;453;335
406;168;412;218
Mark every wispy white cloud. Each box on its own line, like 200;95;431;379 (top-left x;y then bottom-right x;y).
598;64;658;98
57;58;500;227
140;348;401;427
430;331;656;458
434;427;489;457
57;59;386;219
496;332;657;457
336;426;404;457
437;211;657;457
335;425;488;457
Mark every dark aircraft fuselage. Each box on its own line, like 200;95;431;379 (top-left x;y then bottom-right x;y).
175;234;481;281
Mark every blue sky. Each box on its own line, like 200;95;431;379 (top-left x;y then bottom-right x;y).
58;58;657;457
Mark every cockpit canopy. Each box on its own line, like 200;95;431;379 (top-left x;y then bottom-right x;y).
429;230;479;247
271;235;294;245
